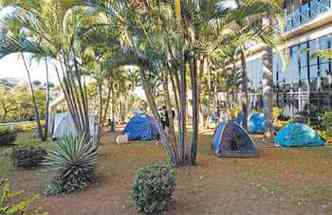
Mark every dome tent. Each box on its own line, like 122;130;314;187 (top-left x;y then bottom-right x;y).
234;112;245;127
123;113;159;141
274;122;325;147
51;112;97;139
248;112;266;134
212;121;257;157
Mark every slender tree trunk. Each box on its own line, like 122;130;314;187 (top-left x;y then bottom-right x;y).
102;75;112;128
262;47;273;137
21;53;44;140
240;49;248;129
178;54;187;163
162;70;178;161
43;58;50;141
97;79;104;144
198;56;205;128
190;56;199;165
169;68;180;117
139;69;177;165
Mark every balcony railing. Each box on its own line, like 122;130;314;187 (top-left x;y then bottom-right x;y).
284;0;331;32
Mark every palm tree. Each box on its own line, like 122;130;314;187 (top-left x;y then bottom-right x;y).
262;46;274;137
0;0;112;143
1;0;283;165
21;53;44;140
74;0;283;166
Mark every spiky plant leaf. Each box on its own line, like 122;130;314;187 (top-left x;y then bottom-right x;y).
45;135;97;195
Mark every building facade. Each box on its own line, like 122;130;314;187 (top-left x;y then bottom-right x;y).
246;0;332;123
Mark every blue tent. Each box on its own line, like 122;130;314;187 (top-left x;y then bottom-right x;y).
212;121;257;157
234;112;245;127
274;122;325;147
123;113;159;141
248;112;266;134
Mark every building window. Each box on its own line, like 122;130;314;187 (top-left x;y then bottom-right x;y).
246;58;263;92
273;33;332;118
284;0;331;31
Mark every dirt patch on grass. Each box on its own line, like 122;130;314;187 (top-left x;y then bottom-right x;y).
3;130;332;214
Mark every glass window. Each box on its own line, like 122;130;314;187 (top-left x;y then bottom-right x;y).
320;63;330;77
319;35;330;50
301;3;310;23
286;46;300;83
310;64;318;79
246;58;264;92
299;43;308;67
300;66;308;81
309;40;319;66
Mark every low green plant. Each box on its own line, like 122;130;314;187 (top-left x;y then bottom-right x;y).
0;178;47;215
272;107;283;121
321;111;332;130
228;106;240;119
321;111;332;141
0;126;17;146
44;136;97;195
131;164;176;214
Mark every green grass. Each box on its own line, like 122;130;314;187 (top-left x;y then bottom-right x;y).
14;132;54;149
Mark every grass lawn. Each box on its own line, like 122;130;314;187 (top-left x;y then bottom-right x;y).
1;130;332;214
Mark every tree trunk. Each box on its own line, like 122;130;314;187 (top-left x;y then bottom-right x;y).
21;53;44;140
102;75;112;128
162;70;178;161
178;54;187;163
262;47;273;137
190;56;199;165
43;58;50;141
97;79;104;144
240;49;248;129
139;69;177;165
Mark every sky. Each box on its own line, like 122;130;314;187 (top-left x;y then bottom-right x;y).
0;7;58;83
0;54;58;83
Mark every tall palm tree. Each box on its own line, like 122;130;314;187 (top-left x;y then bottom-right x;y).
1;0;283;165
0;0;112;143
263;46;274;136
75;0;283;166
21;53;44;140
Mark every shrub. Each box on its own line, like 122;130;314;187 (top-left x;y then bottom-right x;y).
228;106;240;120
13;147;47;169
320;111;332;141
321;111;332;130
0;178;47;215
45;136;97;195
272;107;283;121
0;127;17;146
131;164;176;214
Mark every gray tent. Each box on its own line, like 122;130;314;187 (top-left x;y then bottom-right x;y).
50;112;97;139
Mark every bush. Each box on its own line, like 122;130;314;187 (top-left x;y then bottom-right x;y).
13;147;47;169
0;127;17;146
272;107;283;121
0;178;47;215
228;106;240;120
131;164;176;214
321;111;332;130
45;136;97;195
320;111;332;141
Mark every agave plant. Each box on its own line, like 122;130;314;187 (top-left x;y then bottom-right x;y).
45;136;97;195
